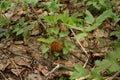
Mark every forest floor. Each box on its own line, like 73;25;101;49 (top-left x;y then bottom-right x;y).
0;0;120;80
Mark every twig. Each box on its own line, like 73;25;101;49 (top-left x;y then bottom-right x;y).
106;71;120;80
28;4;46;30
45;64;61;80
70;29;89;68
0;71;8;80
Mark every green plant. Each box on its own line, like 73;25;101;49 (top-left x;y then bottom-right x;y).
70;64;87;80
0;28;8;38
86;0;115;11
42;0;62;12
95;48;120;73
110;26;120;48
38;37;75;59
38;12;78;59
0;0;12;11
14;0;39;7
70;47;120;80
12;17;34;38
0;0;12;38
38;8;120;60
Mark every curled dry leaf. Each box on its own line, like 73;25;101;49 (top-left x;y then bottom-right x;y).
0;58;11;71
8;44;27;56
37;64;48;76
14;56;31;68
54;60;74;68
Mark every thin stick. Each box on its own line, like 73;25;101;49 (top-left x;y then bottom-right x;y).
70;29;88;57
70;29;89;68
45;64;60;80
0;71;8;80
106;71;120;80
28;4;46;30
45;64;60;77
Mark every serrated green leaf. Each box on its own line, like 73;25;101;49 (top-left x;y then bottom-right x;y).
64;40;75;51
107;48;120;61
74;33;87;40
47;27;60;35
29;0;39;7
41;44;49;53
70;71;82;79
85;10;94;24
95;60;111;72
42;14;60;25
60;11;69;24
91;69;104;80
42;0;62;12
63;48;69;55
59;31;69;37
109;61;120;72
70;64;87;79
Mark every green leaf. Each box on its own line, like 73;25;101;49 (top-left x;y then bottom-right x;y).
74;33;87;40
66;24;84;31
86;9;115;31
109;61;120;72
90;69;104;80
41;44;49;53
60;11;69;24
37;37;55;44
23;32;30;38
23;25;34;31
95;60;111;72
12;25;20;33
42;0;62;12
0;0;12;10
63;48;69;55
72;12;83;17
70;64;87;79
96;9;113;23
16;28;24;35
0;16;10;26
42;14;60;26
28;0;39;7
54;52;60;57
86;22;101;32
19;17;25;25
59;31;69;37
64;40;75;51
85;10;94;24
47;27;60;35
